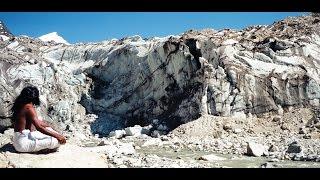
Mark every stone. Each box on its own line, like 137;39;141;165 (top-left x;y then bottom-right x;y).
152;119;159;125
303;134;311;139
65;124;75;132
246;142;267;157
141;125;153;135
223;123;233;131
286;141;303;154
151;130;161;138
260;162;277;168
272;116;282;122
281;124;289;130
277;106;284;115
233;128;242;134
198;154;226;161
299;127;307;134
0;119;12;133
293;153;304;161
160;135;170;141
124;125;142;136
109;130;126;139
138;134;150;139
3;128;14;136
309;99;319;107
98;139;111;146
157;124;168;131
268;145;279;152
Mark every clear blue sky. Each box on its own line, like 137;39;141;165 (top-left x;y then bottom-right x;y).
0;12;306;44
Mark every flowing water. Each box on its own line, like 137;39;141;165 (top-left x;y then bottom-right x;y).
137;146;320;168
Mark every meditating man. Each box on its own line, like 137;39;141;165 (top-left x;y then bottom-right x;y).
11;86;66;153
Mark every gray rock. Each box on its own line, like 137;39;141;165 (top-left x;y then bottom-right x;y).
152;119;159;125
141;125;153;135
223;123;233;131
286;141;303;154
0;118;12;133
151;130;161;138
293;153;305;161
272;116;282;122
157;124;168;131
298;127;307;134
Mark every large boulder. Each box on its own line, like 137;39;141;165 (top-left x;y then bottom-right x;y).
286;141;303;154
247;142;268;157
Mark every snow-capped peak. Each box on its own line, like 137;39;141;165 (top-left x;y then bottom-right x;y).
38;32;70;45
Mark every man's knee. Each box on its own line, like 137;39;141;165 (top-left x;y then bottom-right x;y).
51;137;60;149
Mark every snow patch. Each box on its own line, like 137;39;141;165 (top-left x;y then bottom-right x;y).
7;41;19;49
0;35;9;41
222;39;239;46
38;32;70;45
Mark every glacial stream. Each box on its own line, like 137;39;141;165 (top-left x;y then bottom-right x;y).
136;146;320;168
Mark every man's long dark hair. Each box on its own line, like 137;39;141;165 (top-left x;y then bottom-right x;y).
11;86;40;123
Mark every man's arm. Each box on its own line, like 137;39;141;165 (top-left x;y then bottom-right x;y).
25;105;66;144
39;120;50;127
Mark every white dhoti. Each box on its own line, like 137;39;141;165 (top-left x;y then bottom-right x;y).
13;127;60;153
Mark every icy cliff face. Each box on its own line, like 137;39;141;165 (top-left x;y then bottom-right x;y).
1;14;320;135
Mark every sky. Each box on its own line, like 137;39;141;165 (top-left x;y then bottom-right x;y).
0;12;306;44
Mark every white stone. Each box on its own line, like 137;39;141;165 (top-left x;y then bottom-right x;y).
109;129;126;139
199;154;226;161
125;125;142;136
233;128;242;134
247;142;268;157
222;39;238;46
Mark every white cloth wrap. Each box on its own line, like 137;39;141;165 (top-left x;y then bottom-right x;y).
13;127;60;152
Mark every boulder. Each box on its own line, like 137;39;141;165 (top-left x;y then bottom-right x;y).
268;144;279;152
198;154;226;161
247;142;268;157
125;125;142;136
233;128;242;134
286;141;303;154
141;125;153;135
109;129;126;139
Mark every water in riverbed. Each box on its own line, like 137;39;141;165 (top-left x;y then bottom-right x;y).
137;146;320;168
82;140;320;168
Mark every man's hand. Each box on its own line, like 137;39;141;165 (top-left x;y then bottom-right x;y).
57;135;66;144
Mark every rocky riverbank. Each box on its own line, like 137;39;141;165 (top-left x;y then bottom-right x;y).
1;107;320;168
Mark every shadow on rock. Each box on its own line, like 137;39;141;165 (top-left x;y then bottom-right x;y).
0;143;16;153
89;114;125;137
